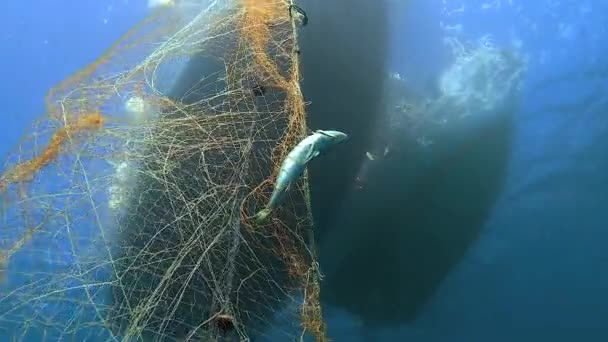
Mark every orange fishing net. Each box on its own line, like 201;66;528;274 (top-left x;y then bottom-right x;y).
0;1;326;340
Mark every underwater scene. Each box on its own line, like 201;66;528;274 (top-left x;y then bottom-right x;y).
0;0;606;341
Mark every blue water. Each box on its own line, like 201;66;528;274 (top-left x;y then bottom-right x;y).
366;1;608;340
1;0;607;341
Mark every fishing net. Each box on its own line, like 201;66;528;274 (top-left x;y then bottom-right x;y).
0;0;326;340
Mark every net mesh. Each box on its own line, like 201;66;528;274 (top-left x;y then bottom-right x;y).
0;1;326;340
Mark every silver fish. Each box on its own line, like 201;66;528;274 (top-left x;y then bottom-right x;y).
254;129;348;223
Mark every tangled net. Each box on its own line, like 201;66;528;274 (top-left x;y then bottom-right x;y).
0;0;327;341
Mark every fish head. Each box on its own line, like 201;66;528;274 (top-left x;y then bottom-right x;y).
315;129;348;143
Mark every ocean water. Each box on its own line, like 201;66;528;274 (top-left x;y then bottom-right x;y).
1;0;607;341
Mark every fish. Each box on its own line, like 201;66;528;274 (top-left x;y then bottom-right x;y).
356;144;391;190
254;129;348;223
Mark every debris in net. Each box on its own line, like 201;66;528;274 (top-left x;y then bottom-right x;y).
211;314;235;335
252;84;266;97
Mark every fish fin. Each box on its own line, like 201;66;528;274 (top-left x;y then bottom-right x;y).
303;144;320;163
366;152;376;161
253;208;272;224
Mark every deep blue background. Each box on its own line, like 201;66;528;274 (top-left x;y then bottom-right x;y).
362;1;608;340
1;0;607;341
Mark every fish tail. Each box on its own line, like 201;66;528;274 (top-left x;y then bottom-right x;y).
253;208;272;224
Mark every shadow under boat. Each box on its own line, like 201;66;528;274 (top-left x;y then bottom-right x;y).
315;103;514;326
297;0;514;328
